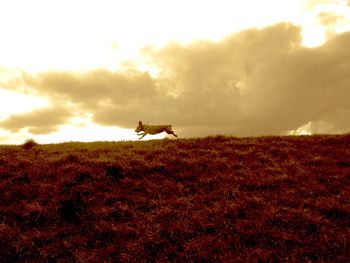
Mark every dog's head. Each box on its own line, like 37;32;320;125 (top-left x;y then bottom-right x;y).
135;121;144;133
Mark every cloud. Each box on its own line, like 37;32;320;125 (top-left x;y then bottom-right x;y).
22;69;167;128
11;23;350;137
305;0;343;8
0;66;24;90
0;106;72;134
317;12;344;25
145;23;350;135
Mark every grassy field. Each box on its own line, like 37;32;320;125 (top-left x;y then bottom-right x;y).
0;135;349;262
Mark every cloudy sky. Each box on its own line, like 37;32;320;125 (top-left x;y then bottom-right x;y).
1;0;350;144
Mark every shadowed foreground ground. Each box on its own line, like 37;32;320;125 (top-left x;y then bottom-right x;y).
0;135;349;262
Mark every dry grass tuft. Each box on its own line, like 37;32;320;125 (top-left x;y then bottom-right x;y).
21;138;39;150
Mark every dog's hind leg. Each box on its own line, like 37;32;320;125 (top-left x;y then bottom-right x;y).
166;130;178;137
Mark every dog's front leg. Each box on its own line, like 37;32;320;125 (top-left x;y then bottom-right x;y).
138;132;147;140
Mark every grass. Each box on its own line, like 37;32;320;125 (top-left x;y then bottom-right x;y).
0;134;349;262
21;138;39;150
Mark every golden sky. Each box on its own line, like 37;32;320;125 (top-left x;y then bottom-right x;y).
1;0;350;144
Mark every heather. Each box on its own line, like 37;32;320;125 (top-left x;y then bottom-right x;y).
0;135;349;262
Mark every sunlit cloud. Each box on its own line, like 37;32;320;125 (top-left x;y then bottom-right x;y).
300;0;350;45
0;106;72;134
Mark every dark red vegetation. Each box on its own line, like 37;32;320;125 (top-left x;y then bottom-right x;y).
0;135;349;262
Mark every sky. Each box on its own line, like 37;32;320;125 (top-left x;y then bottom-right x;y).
1;0;350;144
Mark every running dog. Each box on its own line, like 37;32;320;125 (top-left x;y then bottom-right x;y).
135;121;178;140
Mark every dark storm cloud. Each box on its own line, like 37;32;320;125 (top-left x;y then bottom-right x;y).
13;23;350;136
142;23;350;135
0;106;72;134
140;24;305;134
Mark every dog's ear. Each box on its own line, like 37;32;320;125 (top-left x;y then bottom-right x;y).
139;121;142;125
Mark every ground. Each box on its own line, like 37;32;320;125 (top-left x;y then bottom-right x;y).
0;134;349;262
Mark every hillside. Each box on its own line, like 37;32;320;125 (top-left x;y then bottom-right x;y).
0;135;349;262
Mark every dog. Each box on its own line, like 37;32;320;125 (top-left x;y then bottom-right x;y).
135;121;178;140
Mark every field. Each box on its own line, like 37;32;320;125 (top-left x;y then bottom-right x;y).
0;135;349;262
